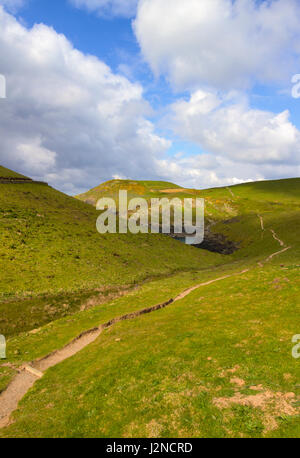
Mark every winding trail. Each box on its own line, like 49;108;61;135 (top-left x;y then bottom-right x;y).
265;246;291;263
0;215;291;429
227;187;235;198
258;214;265;231
270;229;286;247
257;214;290;264
0;372;37;428
0;272;249;428
174;270;249;301
264;228;290;262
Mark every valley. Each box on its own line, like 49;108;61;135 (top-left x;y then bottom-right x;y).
0;167;299;437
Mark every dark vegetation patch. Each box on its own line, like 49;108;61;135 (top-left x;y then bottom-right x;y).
0;285;135;338
194;230;239;255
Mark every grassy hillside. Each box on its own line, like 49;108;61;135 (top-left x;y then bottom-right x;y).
78;177;300;202
76;177;300;221
2;173;299;337
1;245;299;438
76;179;181;206
0;165;29;179
0;169;221;338
0;172;299;438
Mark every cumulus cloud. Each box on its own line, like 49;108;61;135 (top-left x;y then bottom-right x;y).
155;147;300;190
0;5;299;194
69;0;138;18
0;0;24;12
171;90;300;165
154;154;252;190
0;7;170;194
134;0;300;90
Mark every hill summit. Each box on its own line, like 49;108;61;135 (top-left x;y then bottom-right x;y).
76;179;182;205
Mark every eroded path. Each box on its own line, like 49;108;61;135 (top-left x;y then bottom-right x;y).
227;187;235;198
0;215;291;430
270;229;286;247
257;214;291;264
0;270;250;428
258;214;265;231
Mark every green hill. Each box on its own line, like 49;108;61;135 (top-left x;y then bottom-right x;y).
0;171;299;438
76;177;300;220
0;168;221;338
0;165;29;179
76;179;181;206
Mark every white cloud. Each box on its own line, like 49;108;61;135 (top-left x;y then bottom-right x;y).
0;0;24;12
171;90;300;165
15;139;57;174
69;0;138;18
133;0;300;186
134;0;300;90
154;154;255;190
0;7;170;194
154;150;300;190
0;5;299;194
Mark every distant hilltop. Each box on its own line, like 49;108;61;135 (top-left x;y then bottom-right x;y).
76;179;186;206
75;176;300;207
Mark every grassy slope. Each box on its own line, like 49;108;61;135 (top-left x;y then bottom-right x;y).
0;172;222;338
0;165;29;179
1;174;299;438
1;251;299;438
76;179;181;207
76;176;300;220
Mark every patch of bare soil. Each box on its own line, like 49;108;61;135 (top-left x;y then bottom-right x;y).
213;389;299;432
34;328;103;372
230;377;246;388
159;189;193;194
0;370;38;428
219;365;241;377
145;419;163;437
80;285;137;312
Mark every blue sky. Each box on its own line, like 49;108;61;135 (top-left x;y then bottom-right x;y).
0;0;300;193
19;0;139;72
18;0;183;110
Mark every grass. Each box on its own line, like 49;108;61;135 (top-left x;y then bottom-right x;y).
0;172;223;337
76;179;181;205
0;165;29;179
4;261;250;366
0;169;299;438
0;365;16;394
1;260;299;438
